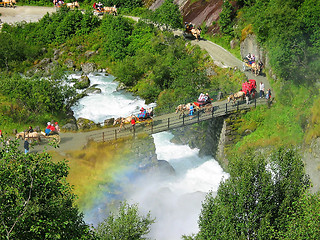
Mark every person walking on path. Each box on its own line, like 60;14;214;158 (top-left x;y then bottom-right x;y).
131;117;136;132
259;82;265;98
24;138;29;154
266;88;271;100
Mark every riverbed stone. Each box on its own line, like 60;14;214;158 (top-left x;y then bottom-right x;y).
81;62;96;74
84;87;101;94
64;59;75;69
74;75;90;89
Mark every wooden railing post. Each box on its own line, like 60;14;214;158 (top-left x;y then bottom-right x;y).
197;110;200;122
151;121;154;134
237;101;239;111
255;98;256;108
182;113;185;126
168;118;170;129
225;103;228;114
115;129;117;140
102;132;105;142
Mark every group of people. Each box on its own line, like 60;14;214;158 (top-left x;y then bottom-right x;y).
259;82;272;100
53;0;64;6
245;53;264;69
93;2;104;11
245;53;255;64
45;121;60;136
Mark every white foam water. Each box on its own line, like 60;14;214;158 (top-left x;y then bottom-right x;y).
125;132;228;240
70;72;155;123
70;73;228;239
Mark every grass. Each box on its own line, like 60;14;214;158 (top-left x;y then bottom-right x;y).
227;81;317;155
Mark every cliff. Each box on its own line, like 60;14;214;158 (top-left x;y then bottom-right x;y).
150;0;223;31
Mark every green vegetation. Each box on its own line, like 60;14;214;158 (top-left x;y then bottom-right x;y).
0;138;94;239
194;148;314;239
1;0;320;238
215;0;320;153
0;4;245;133
96;201;155;240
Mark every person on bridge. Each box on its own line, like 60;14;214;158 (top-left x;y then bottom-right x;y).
131;117;136;132
205;93;211;104
28;126;34;133
189;104;194;117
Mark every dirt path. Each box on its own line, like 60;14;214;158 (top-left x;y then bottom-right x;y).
0;6;56;24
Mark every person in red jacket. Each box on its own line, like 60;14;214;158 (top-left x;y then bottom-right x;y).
131;117;136;132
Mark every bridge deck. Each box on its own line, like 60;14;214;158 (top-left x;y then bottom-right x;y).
87;98;268;143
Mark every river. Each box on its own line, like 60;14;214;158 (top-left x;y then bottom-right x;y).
71;72;229;239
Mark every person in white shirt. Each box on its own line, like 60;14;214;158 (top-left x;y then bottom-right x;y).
259;82;265;98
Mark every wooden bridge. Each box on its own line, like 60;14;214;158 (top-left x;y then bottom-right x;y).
86;98;268;143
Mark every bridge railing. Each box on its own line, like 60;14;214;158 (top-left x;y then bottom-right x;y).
86;98;268;143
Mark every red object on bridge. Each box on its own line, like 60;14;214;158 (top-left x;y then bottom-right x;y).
242;79;256;93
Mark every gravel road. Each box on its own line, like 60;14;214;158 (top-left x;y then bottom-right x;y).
0;6;56;24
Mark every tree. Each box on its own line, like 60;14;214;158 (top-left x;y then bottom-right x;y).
0;138;94;240
151;0;183;30
101;15;134;60
219;0;234;35
197;148;310;239
96;201;155;240
283;192;320;239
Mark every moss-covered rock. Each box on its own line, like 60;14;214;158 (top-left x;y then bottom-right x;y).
74;75;90;89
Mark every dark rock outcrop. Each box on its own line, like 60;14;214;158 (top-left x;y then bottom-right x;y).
171;116;225;159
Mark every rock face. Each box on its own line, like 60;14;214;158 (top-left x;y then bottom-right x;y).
302;138;320;193
240;34;266;63
171;116;225;160
150;0;223;31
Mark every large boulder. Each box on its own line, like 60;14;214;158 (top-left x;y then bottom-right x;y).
81;62;96;74
74;75;90;89
104;118;115;126
61;123;78;131
76;117;98;130
84;84;101;94
84;50;95;58
64;59;75;69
